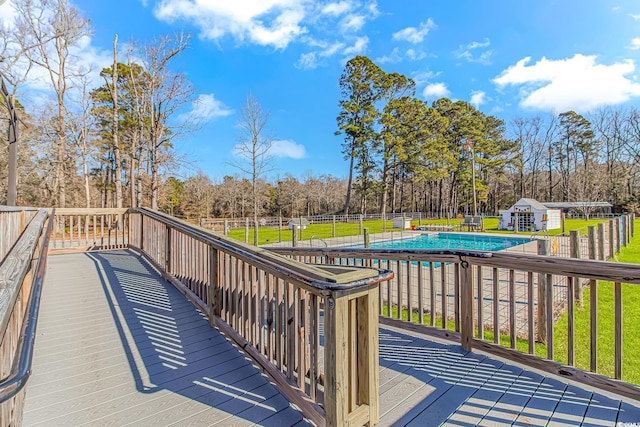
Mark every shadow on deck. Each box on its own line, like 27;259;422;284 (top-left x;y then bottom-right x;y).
23;250;640;426
23;250;309;426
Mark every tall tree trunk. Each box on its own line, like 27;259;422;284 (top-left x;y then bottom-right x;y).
110;35;123;209
343;137;356;216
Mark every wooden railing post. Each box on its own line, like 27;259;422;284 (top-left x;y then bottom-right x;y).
325;287;380;427
615;218;621;254
609;219;614;258
332;215;336;238
208;245;219;327
460;258;473;352
588;226;596;260
165;225;172;274
363;228;370;248
622;216;628;248
570;230;583;308
325;295;348;426
597;223;605;261
537;239;550;343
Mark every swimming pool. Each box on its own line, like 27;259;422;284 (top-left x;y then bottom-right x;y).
363;233;529;251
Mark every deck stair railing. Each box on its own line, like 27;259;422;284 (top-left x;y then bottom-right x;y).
270;244;640;402
0;207;52;426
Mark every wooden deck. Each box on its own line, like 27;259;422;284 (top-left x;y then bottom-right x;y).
24;250;640;426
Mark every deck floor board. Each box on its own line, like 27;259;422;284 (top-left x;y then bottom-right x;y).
23;250;640;427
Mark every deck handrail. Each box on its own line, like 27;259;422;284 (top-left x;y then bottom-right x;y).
0;208;52;424
128;207;393;427
270;243;640;401
135;208;392;292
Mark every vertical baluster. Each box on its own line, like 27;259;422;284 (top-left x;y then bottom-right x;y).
614;282;622;379
477;265;484;340
298;288;306;390
286;281;294;379
276;278;283;371
386;259;392;318
406;259;412;322
493;268;499;344
429;262;436;327
567;276;575;365
309;293;318;401
590;278;598;372
546;274;554;360
441;263;447;329
417;261;424;324
509;269;516;349
454;263;460;332
527;271;534;354
396;259;402;319
257;268;264;354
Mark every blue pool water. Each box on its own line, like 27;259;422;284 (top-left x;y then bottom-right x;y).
364;233;529;251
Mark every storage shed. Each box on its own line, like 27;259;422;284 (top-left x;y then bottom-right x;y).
498;198;561;231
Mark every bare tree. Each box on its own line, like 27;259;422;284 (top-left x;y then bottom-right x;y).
14;0;92;207
66;73;96;207
231;94;273;245
139;32;194;209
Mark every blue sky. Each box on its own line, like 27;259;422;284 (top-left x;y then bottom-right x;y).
3;0;640;181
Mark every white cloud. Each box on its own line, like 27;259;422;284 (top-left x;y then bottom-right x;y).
412;70;438;86
340;14;365;32
405;48;425;61
296;41;346;68
321;1;351;16
422;83;450;99
612;6;621;11
493;54;640;112
154;0;307;49
343;36;368;56
456;38;492;65
470;90;486;107
270;139;306;159
629;38;640;50
631;13;640;20
180;93;233;122
376;47;401;64
392;19;435;44
295;52;318;69
377;47;425;64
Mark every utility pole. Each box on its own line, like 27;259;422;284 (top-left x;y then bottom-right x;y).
465;139;477;216
0;71;18;206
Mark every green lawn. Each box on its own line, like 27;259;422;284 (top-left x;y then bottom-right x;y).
226;216;613;245
552;219;640;384
381;218;640;385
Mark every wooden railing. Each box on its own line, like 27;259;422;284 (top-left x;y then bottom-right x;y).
0;206;38;261
48;208;129;252
126;208;393;427
270;245;640;401
0;208;52;426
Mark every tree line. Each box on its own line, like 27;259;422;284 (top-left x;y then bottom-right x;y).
336;56;640;219
0;0;193;209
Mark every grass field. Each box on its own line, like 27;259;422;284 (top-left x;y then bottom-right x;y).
227;216;612;246
379;218;640;385
552;220;640;383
